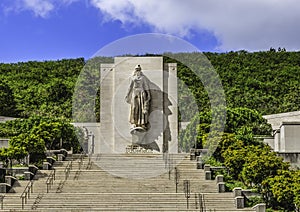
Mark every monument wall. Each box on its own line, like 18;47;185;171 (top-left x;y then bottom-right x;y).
99;57;178;154
71;122;100;154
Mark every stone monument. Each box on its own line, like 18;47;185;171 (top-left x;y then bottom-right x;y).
98;57;178;154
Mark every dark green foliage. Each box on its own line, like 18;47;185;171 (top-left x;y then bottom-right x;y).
262;170;300;210
0;51;299;119
245;196;264;208
9;133;45;164
0;58;85;118
241;146;289;187
0;79;17;116
205;51;300;114
0;145;27;167
0;116;82;164
179;107;271;152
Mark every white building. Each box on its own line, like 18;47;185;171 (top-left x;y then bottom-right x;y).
263;111;300;168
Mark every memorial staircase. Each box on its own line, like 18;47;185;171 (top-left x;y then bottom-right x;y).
1;154;256;211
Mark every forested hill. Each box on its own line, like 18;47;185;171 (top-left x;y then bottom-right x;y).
0;51;299;119
205;51;299;114
0;58;85;118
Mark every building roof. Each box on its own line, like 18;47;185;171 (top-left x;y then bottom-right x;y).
0;116;16;123
263;111;300;130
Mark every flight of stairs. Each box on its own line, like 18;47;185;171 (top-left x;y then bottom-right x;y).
1;153;256;211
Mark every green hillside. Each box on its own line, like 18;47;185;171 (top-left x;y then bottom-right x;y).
206;50;299;114
0;51;299;119
0;58;84;118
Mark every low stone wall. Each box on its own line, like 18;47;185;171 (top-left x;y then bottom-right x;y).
252;203;266;212
0;139;9;148
277;152;300;168
6;167;29;176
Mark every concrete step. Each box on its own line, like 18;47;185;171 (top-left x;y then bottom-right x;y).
1;154;255;212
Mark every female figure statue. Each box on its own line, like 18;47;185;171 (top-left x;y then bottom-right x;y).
125;65;151;130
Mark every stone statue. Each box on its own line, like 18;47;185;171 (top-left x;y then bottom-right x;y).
125;65;151;131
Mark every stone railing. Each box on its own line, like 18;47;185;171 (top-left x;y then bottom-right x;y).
252;203;266;212
25;165;38;180
43;156;56;170
190;149;208;160
233;188;266;211
44;149;69;168
0;183;11;193
199;164;266;211
46;149;68;159
0;165;38;194
3;175;19;192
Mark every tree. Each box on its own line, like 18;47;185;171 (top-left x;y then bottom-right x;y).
0;80;17;116
32;118;81;152
241;146;289;188
222;146;248;180
179;107;272;152
262;170;300;210
292;171;300;210
9;133;46;163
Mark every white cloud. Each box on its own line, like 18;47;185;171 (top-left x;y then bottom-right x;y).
90;0;300;51
60;0;80;6
5;0;79;18
21;0;54;18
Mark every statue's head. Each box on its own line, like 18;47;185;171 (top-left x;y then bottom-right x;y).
135;64;142;71
134;64;142;76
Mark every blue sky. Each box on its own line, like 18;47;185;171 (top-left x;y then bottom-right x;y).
1;0;300;63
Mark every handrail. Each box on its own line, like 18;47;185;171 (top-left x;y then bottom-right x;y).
78;152;84;170
86;156;92;170
86;144;93;169
183;180;191;209
174;167;180;193
202;194;206;211
46;168;56;193
64;160;72;180
199;193;206;212
20;180;33;209
0;194;4;210
73;152;84;180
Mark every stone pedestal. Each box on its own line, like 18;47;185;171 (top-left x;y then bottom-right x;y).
205;171;211;180
0;184;8;193
233;187;242;197
43;162;52;170
28;165;38;175
190;153;195;160
5;176;12;186
5;176;16;186
216;175;224;183
204;164;211;172
24;171;33;181
196;156;204;169
235;196;244;209
58;154;64;161
217;182;225;193
47;157;56;165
